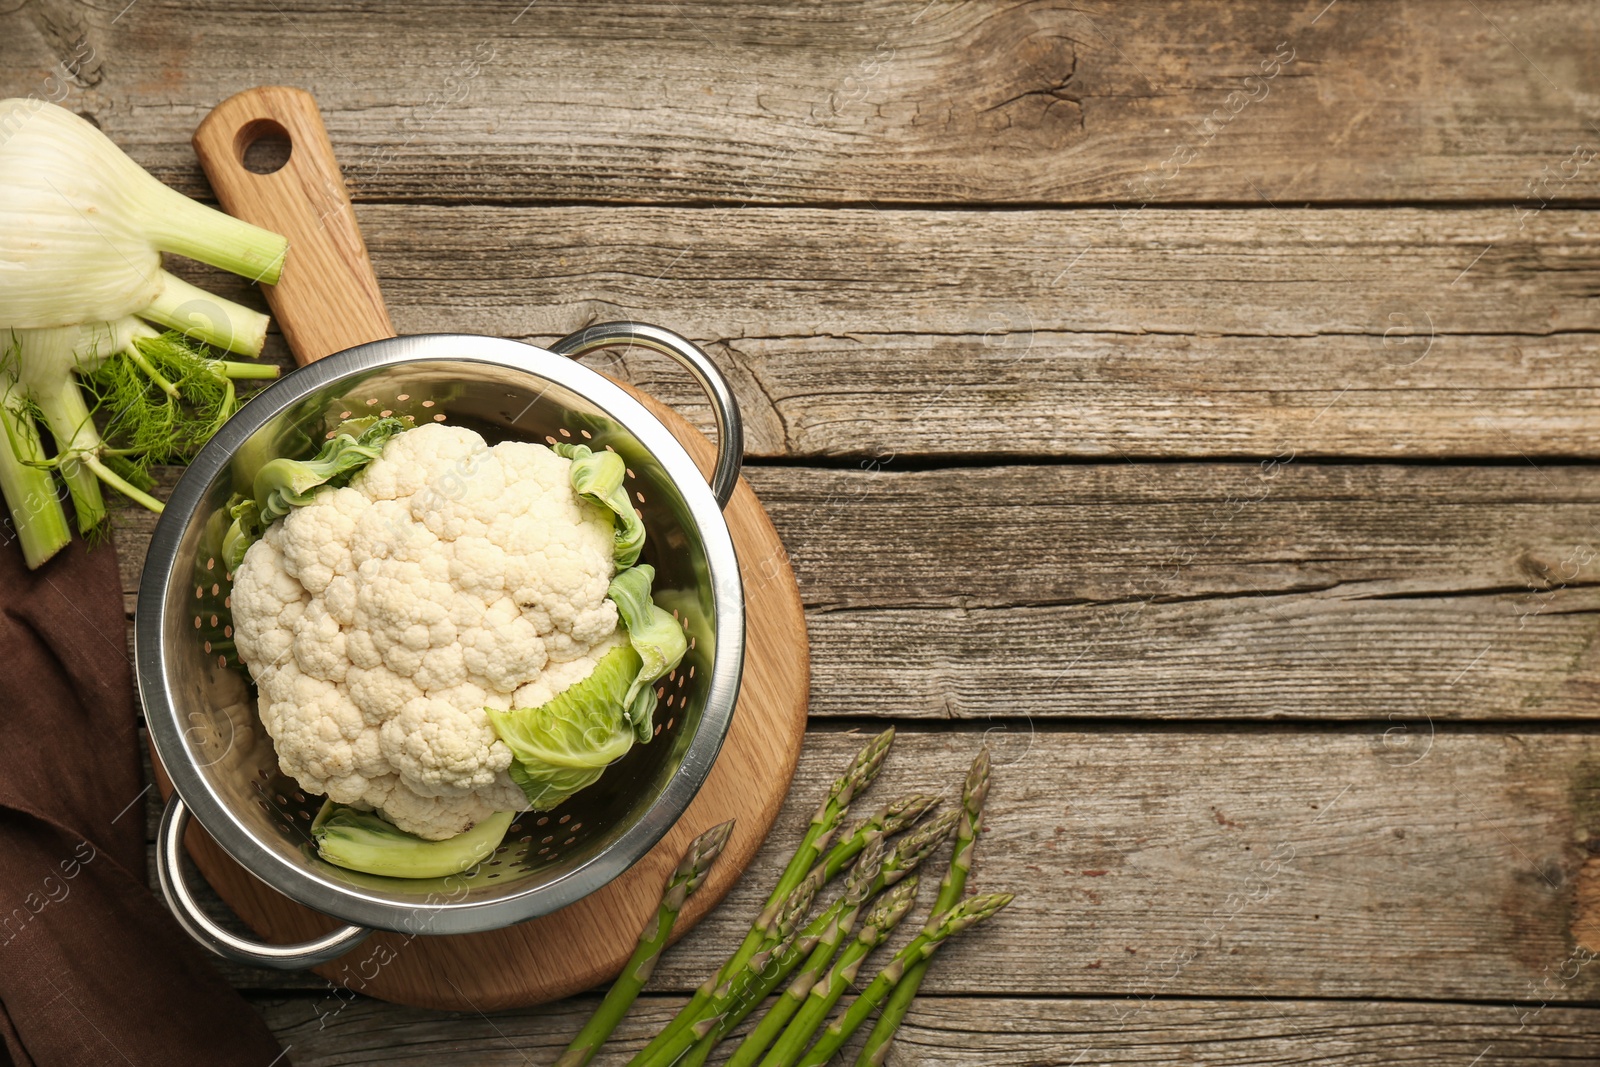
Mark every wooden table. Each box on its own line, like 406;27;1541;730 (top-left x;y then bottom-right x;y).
9;0;1600;1061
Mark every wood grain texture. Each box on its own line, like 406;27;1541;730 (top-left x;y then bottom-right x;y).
8;1;1599;206
1579;856;1600;952
113;462;1600;722
18;0;1600;1048
167;725;1600;1002
349;205;1600;340
193;86;395;362
384;726;1600;1002
250;993;1600;1066
158;391;810;1010
153;204;1600;460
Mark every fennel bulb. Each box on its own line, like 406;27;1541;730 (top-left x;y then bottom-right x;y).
0;101;288;566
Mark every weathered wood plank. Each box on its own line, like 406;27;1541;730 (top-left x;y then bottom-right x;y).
753;463;1600;610
150;205;1600;460
157;726;1600;1001
250;993;1600;1066
114;462;1600;721
805;591;1600;721
357;206;1600;342
10;1;1599;205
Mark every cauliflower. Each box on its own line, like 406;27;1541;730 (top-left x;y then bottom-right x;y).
230;423;624;839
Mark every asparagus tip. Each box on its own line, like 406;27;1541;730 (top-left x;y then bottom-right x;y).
938;891;1014;933
965;748;992;808
863;874;920;931
674;818;737;895
894;810;959;867
692;818;737;863
841;837;887;903
771;862;827;941
845;792;941;843
840;727;895;802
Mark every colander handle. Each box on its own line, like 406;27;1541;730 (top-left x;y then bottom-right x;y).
550;322;744;509
156;792;372;970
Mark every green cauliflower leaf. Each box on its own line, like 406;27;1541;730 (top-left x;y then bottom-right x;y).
486;643;643;810
254;415;407;525
608;564;689;743
311;802;513;879
553;441;644;568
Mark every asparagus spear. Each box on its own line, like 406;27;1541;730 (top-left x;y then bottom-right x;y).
681;795;944;1066
554;820;736;1067
632;729;895;1065
756;729;895;930
874;810;957;893
859;794;941;839
688;883;889;1067
738;878;920;1067
677;842;889;1067
794;894;1014;1067
853;749;991;1067
629;860;830;1067
818;792;939;881
675;812;958;1067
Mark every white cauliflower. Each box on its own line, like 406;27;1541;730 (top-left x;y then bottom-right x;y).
230;423;624;839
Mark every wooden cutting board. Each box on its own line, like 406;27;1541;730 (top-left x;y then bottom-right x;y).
154;85;810;1010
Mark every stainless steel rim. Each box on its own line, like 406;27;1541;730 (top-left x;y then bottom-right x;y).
138;330;745;940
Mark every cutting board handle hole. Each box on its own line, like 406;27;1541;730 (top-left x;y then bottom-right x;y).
237;118;292;175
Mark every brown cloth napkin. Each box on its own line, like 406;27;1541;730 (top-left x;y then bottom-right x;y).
0;534;288;1066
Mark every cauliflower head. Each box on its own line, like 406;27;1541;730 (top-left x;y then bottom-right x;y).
231;423;625;839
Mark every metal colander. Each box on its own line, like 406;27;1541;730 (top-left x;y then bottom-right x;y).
138;324;744;969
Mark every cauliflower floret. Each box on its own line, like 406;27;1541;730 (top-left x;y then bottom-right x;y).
460;596;547;692
513;629;626;710
351;423;485;502
257;664;367;789
230;422;625;839
373;777;526;841
292;602;348;683
276;486;368;593
231;536;305;675
346;665;423;723
379;693;511;797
